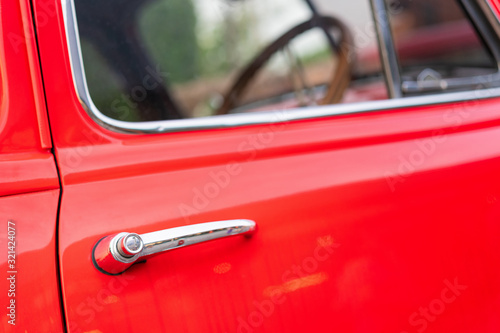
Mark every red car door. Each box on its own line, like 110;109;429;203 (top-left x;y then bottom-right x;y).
0;1;63;332
36;0;500;332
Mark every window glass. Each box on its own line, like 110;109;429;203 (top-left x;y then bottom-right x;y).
387;0;497;89
74;0;384;121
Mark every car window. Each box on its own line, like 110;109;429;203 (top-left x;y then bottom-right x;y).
72;0;499;123
386;0;499;94
74;0;384;122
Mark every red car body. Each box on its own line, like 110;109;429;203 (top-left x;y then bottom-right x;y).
2;0;500;332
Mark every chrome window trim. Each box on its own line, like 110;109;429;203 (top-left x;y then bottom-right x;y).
479;0;500;45
462;0;500;69
369;0;403;99
402;72;500;94
384;0;500;96
62;0;500;134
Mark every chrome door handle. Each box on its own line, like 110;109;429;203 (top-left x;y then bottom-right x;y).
92;219;256;275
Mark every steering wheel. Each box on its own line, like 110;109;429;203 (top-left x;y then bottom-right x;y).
215;15;354;115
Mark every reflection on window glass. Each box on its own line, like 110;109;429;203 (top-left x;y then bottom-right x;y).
74;0;385;122
387;0;497;86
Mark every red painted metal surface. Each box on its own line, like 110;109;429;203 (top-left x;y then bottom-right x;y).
48;102;500;333
19;0;53;150
0;152;60;197
0;190;63;332
0;0;58;197
0;1;62;332
32;0;500;332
